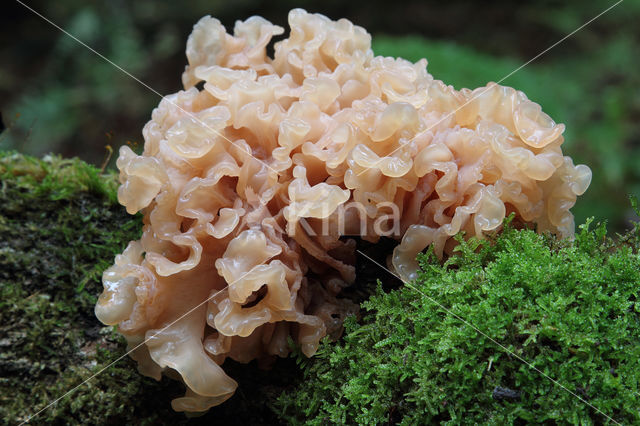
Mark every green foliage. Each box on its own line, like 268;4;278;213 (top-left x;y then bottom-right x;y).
274;217;640;424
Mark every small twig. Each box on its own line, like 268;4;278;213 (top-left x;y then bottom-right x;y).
99;145;113;173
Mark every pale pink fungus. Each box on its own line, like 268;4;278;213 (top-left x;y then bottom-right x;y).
96;9;590;413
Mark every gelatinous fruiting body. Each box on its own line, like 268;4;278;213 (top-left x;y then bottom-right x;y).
96;9;590;413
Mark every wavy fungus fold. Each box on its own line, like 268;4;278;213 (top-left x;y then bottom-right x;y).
96;9;590;413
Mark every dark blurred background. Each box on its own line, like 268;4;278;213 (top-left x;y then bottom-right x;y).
1;0;639;230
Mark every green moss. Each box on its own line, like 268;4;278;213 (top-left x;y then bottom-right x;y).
0;151;159;424
274;215;640;424
0;152;292;425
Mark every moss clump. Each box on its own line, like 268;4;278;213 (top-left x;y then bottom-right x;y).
274;216;640;424
0;152;292;425
0;151;164;424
